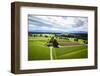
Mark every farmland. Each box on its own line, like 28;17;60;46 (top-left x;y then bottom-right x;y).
28;33;88;61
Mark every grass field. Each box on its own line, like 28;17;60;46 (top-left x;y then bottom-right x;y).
28;36;88;61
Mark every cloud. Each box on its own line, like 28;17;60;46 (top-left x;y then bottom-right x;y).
28;15;88;33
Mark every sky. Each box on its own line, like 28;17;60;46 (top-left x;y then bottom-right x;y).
28;15;88;33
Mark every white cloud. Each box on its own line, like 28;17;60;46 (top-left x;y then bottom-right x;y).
28;15;88;33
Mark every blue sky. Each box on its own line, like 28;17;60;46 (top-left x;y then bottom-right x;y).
28;15;88;33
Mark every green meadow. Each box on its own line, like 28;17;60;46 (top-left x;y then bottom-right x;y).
28;34;88;61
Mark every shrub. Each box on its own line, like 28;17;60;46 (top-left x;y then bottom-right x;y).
74;38;78;42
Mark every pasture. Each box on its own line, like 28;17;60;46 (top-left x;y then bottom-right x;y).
28;34;88;61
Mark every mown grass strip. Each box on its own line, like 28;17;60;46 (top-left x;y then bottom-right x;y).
58;49;87;58
53;48;57;60
55;45;86;57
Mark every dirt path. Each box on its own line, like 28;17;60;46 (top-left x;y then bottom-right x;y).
59;42;81;46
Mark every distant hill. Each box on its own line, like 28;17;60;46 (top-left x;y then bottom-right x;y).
28;31;87;34
67;31;87;35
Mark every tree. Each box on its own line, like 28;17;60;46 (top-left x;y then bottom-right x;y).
40;34;42;37
45;35;48;38
74;38;78;42
53;39;59;48
47;37;59;48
